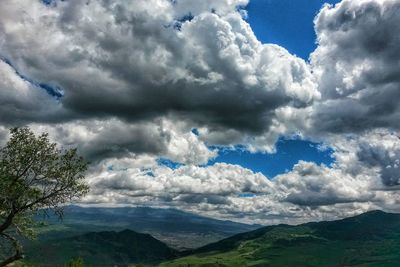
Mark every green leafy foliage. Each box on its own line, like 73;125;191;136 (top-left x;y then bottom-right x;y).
0;127;89;266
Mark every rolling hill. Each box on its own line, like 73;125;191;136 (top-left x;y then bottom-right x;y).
160;210;400;267
25;229;177;267
33;205;260;250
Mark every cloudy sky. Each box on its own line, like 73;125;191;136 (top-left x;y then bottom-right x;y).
1;0;399;224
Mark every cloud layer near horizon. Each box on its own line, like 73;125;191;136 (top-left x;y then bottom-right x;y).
0;0;399;224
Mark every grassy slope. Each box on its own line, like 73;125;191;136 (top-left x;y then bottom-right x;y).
25;229;178;267
160;211;400;267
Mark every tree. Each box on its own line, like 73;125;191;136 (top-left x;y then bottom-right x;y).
0;127;89;266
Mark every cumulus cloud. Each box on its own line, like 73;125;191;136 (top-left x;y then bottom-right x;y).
274;161;373;206
29;118;216;165
0;0;400;224
307;0;400;189
79;153;396;224
90;162;272;198
357;130;400;186
0;0;317;136
0;59;63;124
171;0;249;17
310;0;400;133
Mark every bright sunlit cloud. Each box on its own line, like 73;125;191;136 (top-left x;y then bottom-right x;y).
0;0;399;224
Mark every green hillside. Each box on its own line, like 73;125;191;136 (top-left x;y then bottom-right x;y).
160;211;400;267
32;206;259;250
24;229;177;267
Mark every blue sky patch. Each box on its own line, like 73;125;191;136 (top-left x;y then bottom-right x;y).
38;83;64;98
208;138;334;178
238;193;257;198
41;0;53;5
245;0;340;60
157;158;183;169
173;13;194;30
191;128;200;136
156;137;334;178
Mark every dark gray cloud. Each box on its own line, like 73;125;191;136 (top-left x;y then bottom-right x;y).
310;0;400;134
1;0;400;223
0;0;317;135
357;131;400;186
0;59;67;125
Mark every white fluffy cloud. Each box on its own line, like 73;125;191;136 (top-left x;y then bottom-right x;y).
78;128;400;223
89;162;272;198
0;0;400;224
30;118;217;165
79;148;399;224
274;161;373;206
0;0;320;156
0;0;317;140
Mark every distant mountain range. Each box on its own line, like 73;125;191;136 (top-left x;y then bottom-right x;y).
22;209;400;267
33;205;260;250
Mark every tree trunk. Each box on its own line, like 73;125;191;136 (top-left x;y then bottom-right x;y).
0;233;23;267
0;212;15;234
0;252;22;267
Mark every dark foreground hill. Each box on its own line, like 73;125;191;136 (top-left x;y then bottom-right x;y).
160;210;400;267
25;229;177;267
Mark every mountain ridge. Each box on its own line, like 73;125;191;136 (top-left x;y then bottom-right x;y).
23;209;400;266
34;205;260;250
161;210;400;267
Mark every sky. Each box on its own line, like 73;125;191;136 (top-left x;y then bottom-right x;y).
245;0;341;59
0;0;400;224
209;138;334;178
156;0;338;184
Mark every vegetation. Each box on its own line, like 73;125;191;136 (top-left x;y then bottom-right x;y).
24;229;177;267
17;210;400;267
64;258;85;267
0;128;89;266
159;211;400;267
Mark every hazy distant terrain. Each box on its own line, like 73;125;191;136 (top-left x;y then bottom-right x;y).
30;205;259;250
22;206;258;266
